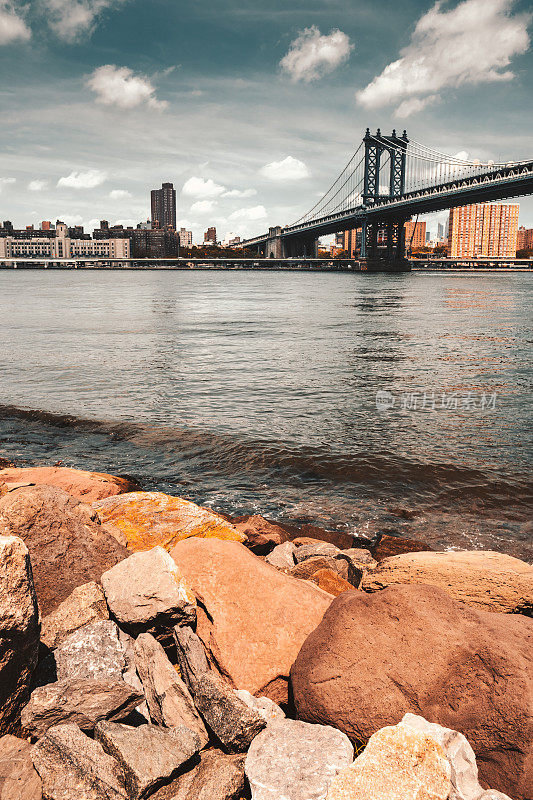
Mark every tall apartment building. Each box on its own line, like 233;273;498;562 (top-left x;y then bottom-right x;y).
447;203;519;258
517;226;533;251
204;226;217;244
151;182;176;230
405;219;427;251
337;229;361;257
178;227;193;248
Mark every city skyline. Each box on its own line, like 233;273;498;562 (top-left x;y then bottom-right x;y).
1;0;532;241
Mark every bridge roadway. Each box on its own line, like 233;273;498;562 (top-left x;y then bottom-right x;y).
242;158;533;249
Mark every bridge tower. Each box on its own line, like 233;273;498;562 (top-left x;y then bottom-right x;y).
361;129;410;271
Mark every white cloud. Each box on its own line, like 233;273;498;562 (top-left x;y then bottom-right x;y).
109;188;131;199
229;205;268;222
356;0;531;118
86;65;167;110
280;26;353;83
182;176;226;198
222;188;257;198
57;169;107;189
0;177;16;192
41;0;129;42
28;179;48;191
191;200;216;213
260;156;310;182
0;2;31;44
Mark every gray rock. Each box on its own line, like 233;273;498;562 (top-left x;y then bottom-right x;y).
31;723;126;800
265;542;297;569
54;620;126;682
173;625;209;686
400;714;513;800
21;678;143;738
101;546;196;635
173;626;266;753
40;582;108;650
95;721;200;799
245;718;354;800
150;750;246;800
134;633;208;747
234;690;285;726
338;548;376;568
0;536;40;735
293;542;341;563
0;734;42;800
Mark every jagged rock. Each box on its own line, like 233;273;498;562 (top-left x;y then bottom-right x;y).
150;750;246;800
21;678;143;738
291;584;533;800
325;722;450;800
371;532;433;561
0;734;42;800
134;633;208;747
31;723;126;799
235;514;288;554
173;626;265;753
337;549;377;580
0;466;136;503
0;536;40;735
170;537;332;703
308;569;355;596
40;582;109;650
234;690;285;725
265;541;296;569
290;555;360;586
101;546;196;636
93;491;245;552
363;549;533;614
54;620;126;682
293;542;341;563
245;718;354;800
95;721;200;799
0;485;127;615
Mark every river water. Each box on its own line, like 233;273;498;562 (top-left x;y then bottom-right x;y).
0;269;531;559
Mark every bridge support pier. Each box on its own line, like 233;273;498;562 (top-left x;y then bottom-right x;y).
264;227;318;259
359;216;410;272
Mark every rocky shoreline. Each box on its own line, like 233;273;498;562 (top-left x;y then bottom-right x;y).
0;464;531;800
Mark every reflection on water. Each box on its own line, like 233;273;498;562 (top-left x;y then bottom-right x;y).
0;270;531;558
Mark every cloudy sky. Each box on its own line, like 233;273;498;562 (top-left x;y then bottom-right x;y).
1;0;532;242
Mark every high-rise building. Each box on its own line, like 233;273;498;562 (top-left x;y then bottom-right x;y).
151;182;176;230
405;220;427;251
41;221;54;231
437;222;444;240
447;203;519;258
338;229;361;257
178;228;193;248
204;227;217;244
517;226;533;251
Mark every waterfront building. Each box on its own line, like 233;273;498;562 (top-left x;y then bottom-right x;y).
178;228;193;248
338;228;361;257
204;226;217;244
447;203;519;258
0;222;130;259
517;226;533;251
151;182;176;230
131;228;178;258
404;220;427;251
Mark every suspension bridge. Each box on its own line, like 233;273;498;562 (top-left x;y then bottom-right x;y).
240;129;533;270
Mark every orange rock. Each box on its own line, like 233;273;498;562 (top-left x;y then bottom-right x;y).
308;569;355;597
93;492;246;552
0;467;136;503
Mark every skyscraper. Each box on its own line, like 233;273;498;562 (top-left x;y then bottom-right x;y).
447;203;519;258
151;182;176;230
204;227;217;244
404;220;427;251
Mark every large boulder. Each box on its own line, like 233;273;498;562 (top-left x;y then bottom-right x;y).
92;491;245;552
0;466;136;502
234;514;288;553
363;550;533;614
101;546;196;636
0;734;42;800
325;722;451;800
291;584;533;800
54;620;126;682
245;718;354;800
0;536;40;735
371;532;433;561
0;486;127;615
169;537;333;703
307;569;355;597
40;582;108;650
149;750;247;800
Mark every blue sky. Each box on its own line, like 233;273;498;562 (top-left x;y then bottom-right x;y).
0;0;532;242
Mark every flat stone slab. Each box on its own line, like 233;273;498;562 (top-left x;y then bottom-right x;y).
54;620;126;681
